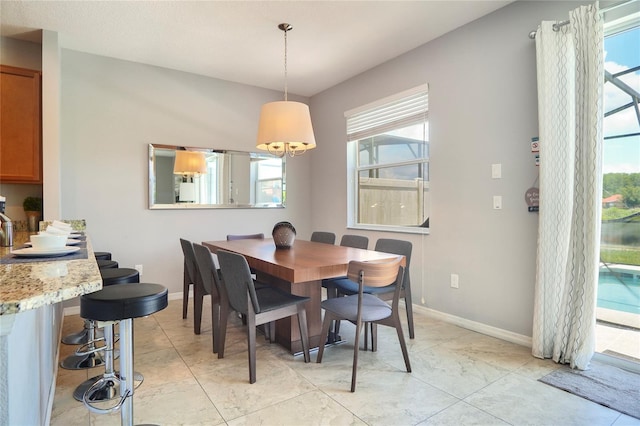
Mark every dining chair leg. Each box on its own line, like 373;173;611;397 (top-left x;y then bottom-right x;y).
364;323;368;351
247;313;257;384
296;306;310;363
394;316;411;373
334;319;341;340
211;302;220;354
217;303;229;358
404;287;415;339
363;322;376;351
316;314;334;363
193;282;204;335
371;323;378;352
182;265;190;319
351;322;363;392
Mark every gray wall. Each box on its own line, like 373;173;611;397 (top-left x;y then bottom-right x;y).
309;1;585;337
59;50;314;300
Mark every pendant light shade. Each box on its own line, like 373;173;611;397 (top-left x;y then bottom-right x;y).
256;23;316;157
257;100;316;155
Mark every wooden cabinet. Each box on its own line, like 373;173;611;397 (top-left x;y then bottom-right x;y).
0;65;42;183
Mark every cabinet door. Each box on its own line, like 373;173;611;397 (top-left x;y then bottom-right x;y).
0;65;42;183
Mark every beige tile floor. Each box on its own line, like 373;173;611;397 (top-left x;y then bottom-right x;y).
52;298;640;426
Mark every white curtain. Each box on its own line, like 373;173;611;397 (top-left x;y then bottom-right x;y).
532;3;604;370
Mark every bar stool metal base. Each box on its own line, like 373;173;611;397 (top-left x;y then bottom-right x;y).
60;352;105;370
61;323;104;345
73;371;144;402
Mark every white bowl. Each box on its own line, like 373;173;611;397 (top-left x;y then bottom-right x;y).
30;234;67;250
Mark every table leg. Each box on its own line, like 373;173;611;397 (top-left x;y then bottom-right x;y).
256;273;322;354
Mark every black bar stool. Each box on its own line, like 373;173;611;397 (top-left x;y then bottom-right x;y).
94;251;112;260
61;268;140;370
70;268;142;402
97;259;119;269
80;283;167;426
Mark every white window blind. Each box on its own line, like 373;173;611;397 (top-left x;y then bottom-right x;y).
346;85;428;142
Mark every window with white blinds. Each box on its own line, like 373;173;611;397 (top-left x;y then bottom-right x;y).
346;86;428;142
346;84;430;233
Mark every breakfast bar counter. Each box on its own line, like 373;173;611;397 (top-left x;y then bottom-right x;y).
0;232;102;315
0;231;102;425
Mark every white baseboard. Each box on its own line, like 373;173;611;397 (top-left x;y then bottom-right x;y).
411;304;533;348
168;290;189;301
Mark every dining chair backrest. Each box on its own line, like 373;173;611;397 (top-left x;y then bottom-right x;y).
217;250;260;315
226;233;264;241
374;238;412;289
347;258;404;290
340;234;369;250
180;238;198;285
310;231;336;245
192;243;220;297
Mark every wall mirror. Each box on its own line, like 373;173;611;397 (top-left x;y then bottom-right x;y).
148;144;285;209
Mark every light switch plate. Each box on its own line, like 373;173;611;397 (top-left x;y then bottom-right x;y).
491;163;502;179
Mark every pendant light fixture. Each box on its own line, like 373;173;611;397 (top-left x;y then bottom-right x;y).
256;23;316;157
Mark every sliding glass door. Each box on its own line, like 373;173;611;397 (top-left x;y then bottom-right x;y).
597;17;640;364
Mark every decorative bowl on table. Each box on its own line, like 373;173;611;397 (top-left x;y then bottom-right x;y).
272;221;296;249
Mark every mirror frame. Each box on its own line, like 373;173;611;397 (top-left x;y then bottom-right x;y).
148;143;286;209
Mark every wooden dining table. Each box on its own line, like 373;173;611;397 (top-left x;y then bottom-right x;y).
202;238;404;354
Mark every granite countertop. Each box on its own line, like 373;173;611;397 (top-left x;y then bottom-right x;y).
0;232;102;315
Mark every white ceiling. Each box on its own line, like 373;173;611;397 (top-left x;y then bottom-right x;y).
0;1;512;97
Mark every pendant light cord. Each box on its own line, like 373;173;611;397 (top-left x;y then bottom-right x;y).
283;25;288;101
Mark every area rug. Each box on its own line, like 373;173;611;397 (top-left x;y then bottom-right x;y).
539;362;640;419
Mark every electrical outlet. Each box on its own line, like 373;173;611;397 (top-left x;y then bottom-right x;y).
135;264;143;276
450;273;459;289
493;195;502;210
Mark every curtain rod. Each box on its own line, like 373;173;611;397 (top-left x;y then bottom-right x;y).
528;20;569;39
527;0;635;39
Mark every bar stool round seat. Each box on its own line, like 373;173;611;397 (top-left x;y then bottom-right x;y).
94;251;112;260
80;283;168;425
97;259;119;269
101;268;139;285
81;282;167;321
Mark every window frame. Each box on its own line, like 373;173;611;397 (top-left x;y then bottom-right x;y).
346;84;430;235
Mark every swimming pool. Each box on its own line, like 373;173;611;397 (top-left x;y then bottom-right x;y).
598;271;640;315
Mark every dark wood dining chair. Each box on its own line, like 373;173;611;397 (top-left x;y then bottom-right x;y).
192;243;224;355
316;257;411;392
217;249;311;384
322;234;369;342
332;238;414;341
310;231;336;245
